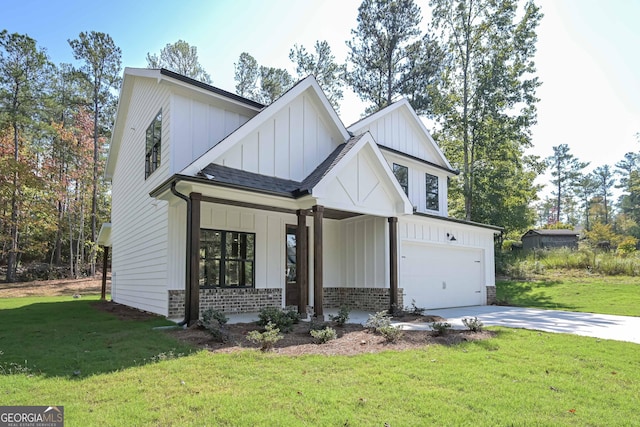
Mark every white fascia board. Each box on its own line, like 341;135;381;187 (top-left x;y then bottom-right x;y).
180;75;350;177
105;68;140;180
348;99;454;172
312;132;413;215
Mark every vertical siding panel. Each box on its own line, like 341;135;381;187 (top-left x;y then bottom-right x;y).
259;120;275;176
289;99;304;180
274;112;289;178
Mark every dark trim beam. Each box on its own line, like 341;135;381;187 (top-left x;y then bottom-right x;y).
188;192;202;326
313;205;324;317
388;217;398;312
101;246;109;300
296;210;308;315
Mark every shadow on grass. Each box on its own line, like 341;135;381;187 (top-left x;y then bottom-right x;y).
0;299;193;379
496;280;578;311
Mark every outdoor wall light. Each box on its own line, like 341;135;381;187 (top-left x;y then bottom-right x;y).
447;233;457;241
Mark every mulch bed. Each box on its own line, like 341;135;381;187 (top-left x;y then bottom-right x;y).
88;300;495;356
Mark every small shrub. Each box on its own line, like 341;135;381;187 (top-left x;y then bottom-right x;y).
406;299;425;315
365;310;392;332
462;317;484;332
308;318;330;332
310;327;337;344
257;307;299;333
329;306;350;327
390;303;404;317
246;322;283;352
201;308;228;325
431;321;452;336
198;308;229;342
377;325;404;343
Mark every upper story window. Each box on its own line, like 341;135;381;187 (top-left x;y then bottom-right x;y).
393;163;409;195
425;173;439;211
145;110;162;179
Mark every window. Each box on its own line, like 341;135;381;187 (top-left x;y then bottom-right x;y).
425;173;439;211
199;229;255;288
393;163;409;195
145;110;162;178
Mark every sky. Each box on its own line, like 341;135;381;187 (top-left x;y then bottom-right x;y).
3;0;639;197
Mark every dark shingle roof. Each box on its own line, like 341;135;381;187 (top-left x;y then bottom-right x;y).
199;164;301;197
298;134;364;193
523;229;579;237
198;134;365;198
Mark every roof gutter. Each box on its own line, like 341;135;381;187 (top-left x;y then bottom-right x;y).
170;180;191;327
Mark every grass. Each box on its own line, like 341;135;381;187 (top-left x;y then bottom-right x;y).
1;294;639;426
0;295;192;377
496;275;640;316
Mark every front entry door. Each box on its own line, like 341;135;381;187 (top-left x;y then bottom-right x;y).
285;225;304;307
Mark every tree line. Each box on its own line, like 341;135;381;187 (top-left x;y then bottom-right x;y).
538;141;639;247
1;0;636;282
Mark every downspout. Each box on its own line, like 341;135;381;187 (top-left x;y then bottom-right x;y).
170;180;191;327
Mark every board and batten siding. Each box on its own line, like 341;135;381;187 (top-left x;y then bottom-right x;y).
399;216;496;288
353;108;443;165
111;78;172;316
214;94;342;182
171;93;253;174
332;216;388;289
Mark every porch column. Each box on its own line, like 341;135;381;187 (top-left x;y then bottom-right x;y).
313;205;324;317
100;246;109;300
388;217;398;312
296;209;308;316
188;192;202;326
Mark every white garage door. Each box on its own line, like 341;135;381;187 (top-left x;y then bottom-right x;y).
401;242;484;309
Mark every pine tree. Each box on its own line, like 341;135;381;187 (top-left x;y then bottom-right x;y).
347;0;423;114
68;31;121;276
146;40;211;84
290;40;346;111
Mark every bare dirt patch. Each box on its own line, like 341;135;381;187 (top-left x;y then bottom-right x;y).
0;277;109;298
91;300;161;321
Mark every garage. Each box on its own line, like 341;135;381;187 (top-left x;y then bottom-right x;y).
400;242;484;309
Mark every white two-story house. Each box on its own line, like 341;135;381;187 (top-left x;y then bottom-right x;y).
101;68;501;324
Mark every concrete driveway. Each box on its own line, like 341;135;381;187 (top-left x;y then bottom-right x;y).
415;306;640;345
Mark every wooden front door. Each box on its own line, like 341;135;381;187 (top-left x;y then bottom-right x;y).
285;225;303;307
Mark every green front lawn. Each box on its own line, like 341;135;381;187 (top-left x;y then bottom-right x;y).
1;295;639;426
496;275;640;316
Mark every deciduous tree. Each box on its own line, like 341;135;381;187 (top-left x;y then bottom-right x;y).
429;0;543;227
0;30;51;281
68;31;121;276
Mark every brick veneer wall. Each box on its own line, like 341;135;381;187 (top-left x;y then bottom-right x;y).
323;287;404;312
168;287;404;317
168;288;282;318
486;285;496;305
